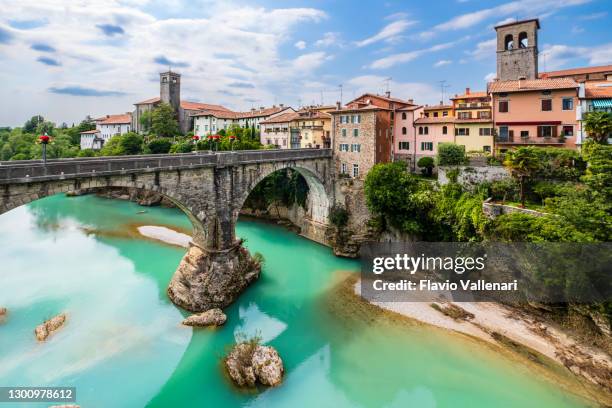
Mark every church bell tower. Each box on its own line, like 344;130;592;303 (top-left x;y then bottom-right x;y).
160;70;181;113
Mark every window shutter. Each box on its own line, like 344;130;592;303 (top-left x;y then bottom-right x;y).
455;128;458;136
552;126;558;138
509;130;514;141
537;126;542;138
466;128;470;136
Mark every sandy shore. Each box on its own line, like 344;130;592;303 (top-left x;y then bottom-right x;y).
137;226;192;248
355;280;612;397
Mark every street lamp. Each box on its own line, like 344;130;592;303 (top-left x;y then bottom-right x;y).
192;134;200;148
38;133;50;164
229;134;236;151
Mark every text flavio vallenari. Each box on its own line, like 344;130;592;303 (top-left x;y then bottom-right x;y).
370;254;518;292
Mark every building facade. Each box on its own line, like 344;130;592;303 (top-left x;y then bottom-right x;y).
394;105;423;165
291;109;332;148
495;19;539;81
259;111;298;148
192;106;294;138
80;113;132;150
411;104;455;159
451;89;494;153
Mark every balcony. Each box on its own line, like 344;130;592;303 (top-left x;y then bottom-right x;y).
495;135;565;145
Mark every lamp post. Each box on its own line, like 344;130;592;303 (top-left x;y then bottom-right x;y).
229;135;236;151
39;133;50;164
192;134;200;149
212;134;220;152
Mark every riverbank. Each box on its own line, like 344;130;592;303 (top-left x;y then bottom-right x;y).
354;279;612;404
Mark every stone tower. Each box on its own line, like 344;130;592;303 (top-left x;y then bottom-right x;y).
495;19;539;81
160;71;181;113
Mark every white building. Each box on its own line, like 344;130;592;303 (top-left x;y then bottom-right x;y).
192;105;294;137
80;113;132;150
259;111;299;149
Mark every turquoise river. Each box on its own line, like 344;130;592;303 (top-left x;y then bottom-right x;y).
0;194;596;407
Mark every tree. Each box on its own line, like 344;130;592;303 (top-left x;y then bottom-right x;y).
417;156;435;177
100;132;143;156
140;111;153;133
437;143;467;165
147;138;172;154
503;147;541;208
151;103;179;137
23;115;44;133
583;111;612;144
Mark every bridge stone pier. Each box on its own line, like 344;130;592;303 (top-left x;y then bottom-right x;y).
0;149;334;312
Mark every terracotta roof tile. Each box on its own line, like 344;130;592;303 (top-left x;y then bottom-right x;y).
98;113;132;124
423;104;452;110
260;111;300;124
539;64;612;79
451;91;488;100
80;129;100;134
181;101;231;111
585;82;612;99
488;78;578;93
135;97;160;105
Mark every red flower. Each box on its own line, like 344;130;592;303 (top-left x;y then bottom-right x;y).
229;135;236;140
212;134;220;140
192;135;200;140
39;135;50;144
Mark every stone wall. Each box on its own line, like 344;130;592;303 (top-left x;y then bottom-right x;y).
438;165;509;189
482;198;548;219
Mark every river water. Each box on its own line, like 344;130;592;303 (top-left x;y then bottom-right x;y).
0;194;592;407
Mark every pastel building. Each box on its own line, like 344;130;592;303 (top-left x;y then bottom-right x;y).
80;113;132;150
192;106;293;137
259;111;298;149
292;109;332;148
413;104;455;159
450;89;494;153
394;104;423;164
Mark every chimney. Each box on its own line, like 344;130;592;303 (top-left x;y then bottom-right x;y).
336;101;341;110
465;87;470;95
385;91;391;98
259;106;265;110
439;101;443;105
408;99;414;104
518;76;526;90
279;103;284;107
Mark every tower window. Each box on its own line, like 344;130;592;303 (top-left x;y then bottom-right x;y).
504;34;514;50
402;127;407;135
518;32;528;48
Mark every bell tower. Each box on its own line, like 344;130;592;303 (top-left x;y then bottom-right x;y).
495;19;539;81
160;70;181;113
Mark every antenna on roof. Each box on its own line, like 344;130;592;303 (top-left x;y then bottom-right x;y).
383;77;392;93
438;80;450;104
338;84;343;105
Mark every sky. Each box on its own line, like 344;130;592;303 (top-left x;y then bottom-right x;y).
0;0;610;127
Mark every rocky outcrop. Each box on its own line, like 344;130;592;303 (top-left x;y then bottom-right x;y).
167;241;261;313
182;308;227;327
225;342;283;388
0;307;6;323
35;313;66;341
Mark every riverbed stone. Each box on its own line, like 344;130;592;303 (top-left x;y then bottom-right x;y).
167;243;261;313
225;343;284;388
35;313;66;341
182;308;227;327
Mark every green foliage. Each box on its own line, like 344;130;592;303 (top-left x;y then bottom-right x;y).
195;125;263;151
23;115;44;133
489;179;518;203
504;147;541;207
151;103;180;137
77;149;96;157
329;204;349;228
243;169;309;211
139;111;153;133
581;140;612;200
437;143;467;166
169;141;193;153
147;138;173;154
488;213;593;242
417;156;435;176
99;132;144;156
583;111;611;144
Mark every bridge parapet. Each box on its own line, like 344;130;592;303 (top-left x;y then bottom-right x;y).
0;148;332;183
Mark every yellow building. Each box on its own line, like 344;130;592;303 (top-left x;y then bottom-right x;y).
450;88;494;154
290;108;332;148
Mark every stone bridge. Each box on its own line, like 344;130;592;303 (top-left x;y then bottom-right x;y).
0;148;334;312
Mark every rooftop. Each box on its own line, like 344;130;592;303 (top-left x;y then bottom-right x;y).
585;82;612;99
488;78;578;93
494;18;540;30
423;104;452;111
191;105;291;119
451;91;488;100
414;116;455;124
79;129;100;134
98;113;132;125
260;111;300;124
133;96;231;112
539;64;612;79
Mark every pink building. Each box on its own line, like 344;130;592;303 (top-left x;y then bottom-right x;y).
393;105;423;165
489;78;579;152
411;105;455;161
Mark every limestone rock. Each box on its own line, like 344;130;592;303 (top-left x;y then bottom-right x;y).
167;243;261;313
35;313;66;341
0;307;6;323
182;308;227;327
225;343;284;388
251;345;284;386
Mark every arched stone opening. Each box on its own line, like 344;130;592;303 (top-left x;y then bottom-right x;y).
504;34;514;50
518;32;528;48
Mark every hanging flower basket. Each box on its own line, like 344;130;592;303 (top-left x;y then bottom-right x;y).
38;134;50;144
229;135;236;141
192;135;200;141
211;134;221;141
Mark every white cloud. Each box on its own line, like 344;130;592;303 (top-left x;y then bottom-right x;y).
367;41;456;69
294;40;306;50
315;32;343;48
484;72;497;81
540;43;612;70
467;38;496;60
434;60;452;67
345;75;439;104
355;19;416;47
0;0;330;126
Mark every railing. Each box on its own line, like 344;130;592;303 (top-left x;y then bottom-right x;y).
495;136;564;145
0;149;332;183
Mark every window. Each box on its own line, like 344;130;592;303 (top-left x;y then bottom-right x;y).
442;126;448;135
499;101;509;112
479;128;492;136
341;128;347;137
353;164;359;178
458;112;471;119
541;99;552;111
562;98;574;111
399;141;410;150
418;126;423;135
402;127;407;135
504;34;514;50
421;142;433;151
424;113;430;117
353;128;359;137
562;125;574;137
518;32;528;48
478;111;491;119
538;126;553;138
443;111;448;117
424;126;429;135
339;143;349;152
341;163;347;174
434;112;439;117
350;143;361;152
483;146;491;153
283;139;287;146
456;128;469;136
520;130;529;139
402;112;407;120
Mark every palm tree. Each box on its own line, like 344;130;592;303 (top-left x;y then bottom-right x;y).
503;147;541;208
583;111;612;144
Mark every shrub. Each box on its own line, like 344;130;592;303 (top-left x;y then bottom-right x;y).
77;149;96;157
417;156;435;176
437;143;467;166
147;138;172;154
329;204;349;228
489;179;518;203
170;142;193;153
